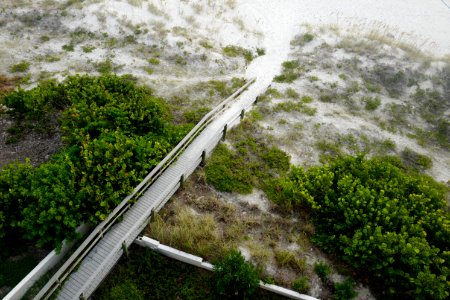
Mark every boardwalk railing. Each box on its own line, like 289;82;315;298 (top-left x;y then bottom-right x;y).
33;77;256;300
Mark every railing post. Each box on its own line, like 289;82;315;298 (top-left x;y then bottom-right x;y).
122;241;129;259
240;109;245;120
222;124;227;141
201;150;206;166
180;174;185;188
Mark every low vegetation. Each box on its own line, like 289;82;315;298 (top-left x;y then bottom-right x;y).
205;120;290;194
93;246;285;300
270;155;449;299
274;60;303;83
223;45;254;63
0;75;188;251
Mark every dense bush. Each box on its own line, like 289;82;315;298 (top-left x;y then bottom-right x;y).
213;249;260;298
271;155;450;299
0;75;186;248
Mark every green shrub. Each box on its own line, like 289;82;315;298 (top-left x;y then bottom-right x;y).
95;59;114;74
82;45;95;53
223;45;254;62
143;67;153;75
213;249;260;298
1;75;185;248
62;44;74;51
273;101;317;116
109;280;144;300
301;96;313;103
271;155;450;299
9;61;30;73
302;33;314;43
148;57;160;65
285;88;298;99
333;278;357;300
40;35;50;42
256;47;266;56
292;276;310;294
313;261;331;280
363;96;381;111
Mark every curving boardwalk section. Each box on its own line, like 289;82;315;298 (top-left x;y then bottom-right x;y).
34;78;265;300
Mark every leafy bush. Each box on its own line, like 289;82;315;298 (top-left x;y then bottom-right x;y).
213;249;260;298
271;155;450;299
1;75;185;248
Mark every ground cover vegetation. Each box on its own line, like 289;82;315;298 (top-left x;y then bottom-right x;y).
206;142;450;299
0;74;188;254
93;245;286;300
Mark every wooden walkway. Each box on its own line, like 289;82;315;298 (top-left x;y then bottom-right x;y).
34;78;258;300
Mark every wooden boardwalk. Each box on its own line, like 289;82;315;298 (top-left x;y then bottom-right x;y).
34;78;259;300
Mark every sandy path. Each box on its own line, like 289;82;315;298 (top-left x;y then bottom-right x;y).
238;0;450;56
233;0;450;106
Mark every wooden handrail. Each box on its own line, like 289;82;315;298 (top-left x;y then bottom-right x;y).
33;77;255;300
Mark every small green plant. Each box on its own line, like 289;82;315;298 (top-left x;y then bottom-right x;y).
9;61;30;73
148;57;160;65
256;47;266;56
301;96;313;103
82;45;96;53
339;73;348;81
213;249;260;298
40;35;50;42
223;45;254;63
109;280;144;300
314;261;331;280
174;54;187;65
302;33;314;43
143;67;153;75
292;276;310;294
200;40;213;49
274;249;306;273
333;278;357;300
95;59;114;74
285;88;298;99
274;60;302;83
309;76;319;82
363;96;381;111
62;44;74;51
